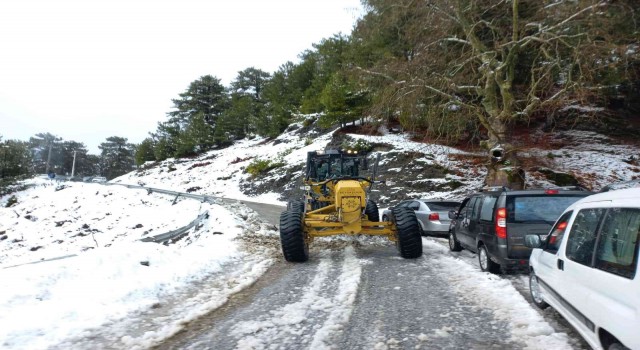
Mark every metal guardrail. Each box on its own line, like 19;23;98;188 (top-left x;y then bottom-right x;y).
103;182;224;243
140;211;209;243
2;182;217;269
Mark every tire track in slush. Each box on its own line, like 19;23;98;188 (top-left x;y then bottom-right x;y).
164;246;363;350
230;246;363;350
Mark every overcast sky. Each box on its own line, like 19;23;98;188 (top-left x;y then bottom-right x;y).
0;0;362;154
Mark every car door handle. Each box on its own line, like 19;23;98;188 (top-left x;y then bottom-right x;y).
557;259;564;271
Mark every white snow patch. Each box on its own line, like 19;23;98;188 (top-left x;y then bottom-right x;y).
422;240;572;350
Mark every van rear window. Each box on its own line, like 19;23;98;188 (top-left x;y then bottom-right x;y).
507;195;585;224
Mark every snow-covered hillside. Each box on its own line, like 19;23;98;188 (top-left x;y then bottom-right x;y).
1;122;638;349
114;122;639;203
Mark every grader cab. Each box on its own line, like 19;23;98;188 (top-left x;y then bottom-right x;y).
279;149;423;262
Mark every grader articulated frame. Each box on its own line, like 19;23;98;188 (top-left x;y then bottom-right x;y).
279;149;423;262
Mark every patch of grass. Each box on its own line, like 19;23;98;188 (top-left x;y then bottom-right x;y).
245;158;285;177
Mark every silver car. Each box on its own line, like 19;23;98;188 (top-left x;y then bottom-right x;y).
382;199;461;236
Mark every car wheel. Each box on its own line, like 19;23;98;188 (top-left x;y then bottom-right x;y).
529;271;549;309
478;245;500;274
382;215;389;222
448;231;462;252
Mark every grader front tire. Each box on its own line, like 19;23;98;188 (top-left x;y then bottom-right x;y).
364;200;380;222
279;210;308;262
392;207;423;259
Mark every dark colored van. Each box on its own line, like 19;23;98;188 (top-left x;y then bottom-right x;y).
447;187;593;273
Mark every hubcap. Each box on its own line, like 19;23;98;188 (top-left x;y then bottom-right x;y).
530;275;543;304
479;248;488;270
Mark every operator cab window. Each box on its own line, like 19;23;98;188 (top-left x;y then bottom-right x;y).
316;160;329;180
329;158;342;177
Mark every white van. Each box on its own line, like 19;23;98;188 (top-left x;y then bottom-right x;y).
526;187;640;350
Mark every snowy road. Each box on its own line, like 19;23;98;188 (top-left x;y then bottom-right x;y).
151;203;587;350
159;244;522;350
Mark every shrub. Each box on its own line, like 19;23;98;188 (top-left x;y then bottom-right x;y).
342;139;373;153
245;158;285;177
5;195;17;207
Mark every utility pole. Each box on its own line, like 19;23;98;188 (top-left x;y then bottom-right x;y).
1;145;7;179
45;142;53;174
71;150;77;179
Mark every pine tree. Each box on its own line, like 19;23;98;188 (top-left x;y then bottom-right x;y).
99;136;135;179
164;75;229;156
135;138;156;166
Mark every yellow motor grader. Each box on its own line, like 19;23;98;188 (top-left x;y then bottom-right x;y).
279;149;423;262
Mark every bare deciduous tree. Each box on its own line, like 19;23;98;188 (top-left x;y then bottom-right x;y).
353;0;639;188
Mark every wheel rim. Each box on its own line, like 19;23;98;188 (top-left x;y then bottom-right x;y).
530;274;544;304
479;247;488;270
449;232;455;249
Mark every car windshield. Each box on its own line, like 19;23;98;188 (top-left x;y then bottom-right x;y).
425;202;460;211
507;195;585;223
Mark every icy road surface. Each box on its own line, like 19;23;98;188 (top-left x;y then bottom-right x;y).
159;245;523;350
155;202;585;350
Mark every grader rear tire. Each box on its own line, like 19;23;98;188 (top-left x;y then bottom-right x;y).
287;200;305;214
392;206;423;259
279;210;308;262
364;200;379;222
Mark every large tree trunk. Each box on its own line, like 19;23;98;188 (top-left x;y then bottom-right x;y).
485;143;525;190
482;118;525;189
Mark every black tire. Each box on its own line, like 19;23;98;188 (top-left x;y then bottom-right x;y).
364;200;379;222
392;206;423;259
382;214;389;222
279;210;308;262
287;200;305;214
448;230;462;252
529;271;549;309
478;244;500;273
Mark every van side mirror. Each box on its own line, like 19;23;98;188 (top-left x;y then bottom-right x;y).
448;210;457;220
524;234;543;248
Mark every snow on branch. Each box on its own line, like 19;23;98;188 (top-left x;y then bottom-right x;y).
442;37;472;45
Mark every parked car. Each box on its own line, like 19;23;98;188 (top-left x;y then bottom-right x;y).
91;176;107;183
448;187;592;273
526;188;640;350
382;199;461;236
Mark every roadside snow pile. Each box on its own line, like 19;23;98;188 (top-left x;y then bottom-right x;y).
0;180;278;350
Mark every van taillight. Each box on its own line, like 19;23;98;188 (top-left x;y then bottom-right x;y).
545;189;559;194
428;213;439;221
495;207;507;239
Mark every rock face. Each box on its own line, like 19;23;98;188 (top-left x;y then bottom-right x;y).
239;133;457;207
